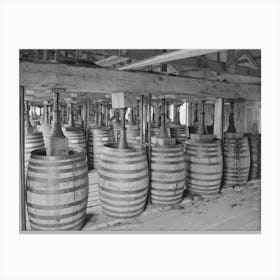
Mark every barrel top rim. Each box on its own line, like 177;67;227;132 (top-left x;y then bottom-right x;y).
103;143;145;152
30;149;86;160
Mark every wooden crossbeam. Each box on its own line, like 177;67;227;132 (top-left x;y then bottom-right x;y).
173;57;260;77
244;50;260;69
118;49;223;70
20;62;260;101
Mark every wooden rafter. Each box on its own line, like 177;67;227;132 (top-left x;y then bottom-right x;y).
118;49;223;70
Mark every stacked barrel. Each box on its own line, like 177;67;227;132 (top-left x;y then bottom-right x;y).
26;90;89;231
223;102;251;187
88;128;114;170
223;133;251;187
63;129;87;153
185;101;223;196
247;133;261;180
150;99;186;206
170;125;187;144
185;137;223;195
98;98;149;218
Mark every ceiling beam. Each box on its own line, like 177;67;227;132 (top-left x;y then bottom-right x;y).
118;49;224;70
95;56;130;67
172;57;261;78
20;62;260;101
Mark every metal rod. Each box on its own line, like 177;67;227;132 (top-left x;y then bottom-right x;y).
19;86;26;231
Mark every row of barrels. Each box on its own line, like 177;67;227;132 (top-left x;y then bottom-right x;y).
24;131;260;230
98;133;261;219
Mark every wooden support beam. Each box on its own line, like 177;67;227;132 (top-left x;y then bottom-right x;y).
19;86;26;231
173;57;260;77
140;95;144;145
20;62;261;101
244;50;260;70
213;98;224;140
118;49;223;70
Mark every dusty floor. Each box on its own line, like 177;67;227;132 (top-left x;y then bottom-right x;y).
82;179;261;232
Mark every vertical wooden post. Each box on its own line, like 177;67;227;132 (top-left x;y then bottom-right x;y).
140;95;144;145
19;86;26;231
213;98;224;140
147;94;152;204
143;96;148;142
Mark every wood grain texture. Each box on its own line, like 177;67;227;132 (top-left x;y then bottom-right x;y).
26;150;89;230
98;144;148;219
185;140;223;195
151;145;186;206
20;62;261;101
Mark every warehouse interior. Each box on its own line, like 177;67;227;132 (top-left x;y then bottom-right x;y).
19;49;261;231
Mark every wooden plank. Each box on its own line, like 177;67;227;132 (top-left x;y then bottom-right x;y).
118;49;223;70
20;62;261;101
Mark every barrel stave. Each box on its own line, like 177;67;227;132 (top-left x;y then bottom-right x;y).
26;150;89;231
185;139;223;196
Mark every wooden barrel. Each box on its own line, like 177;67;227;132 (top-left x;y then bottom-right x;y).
151;144;186;206
63;130;87;153
170;125;187;143
247;133;261;180
185;139;223;195
223;136;251;187
25;132;45;176
37;124;51;148
127;125;140;145
87;128;114;170
26;149;89;231
98;143;149;219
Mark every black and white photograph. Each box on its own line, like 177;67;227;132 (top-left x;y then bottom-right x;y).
1;1;280;280
19;49;261;232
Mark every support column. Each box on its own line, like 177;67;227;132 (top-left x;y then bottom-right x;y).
227;101;236;133
197;100;207;134
118;108;128;149
19;86;26;231
140;95;144;145
213;98;224;140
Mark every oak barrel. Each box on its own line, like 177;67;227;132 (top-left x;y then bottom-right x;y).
151;144;186;206
98;143;149;219
185;139;223;195
63;130;87;153
170;125;187;143
87;128;114;170
26;149;89;230
223;135;251;187
25;132;45;176
127;125;140;145
247;133;261;180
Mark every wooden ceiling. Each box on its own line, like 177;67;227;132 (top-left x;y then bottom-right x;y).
20;49;261;104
